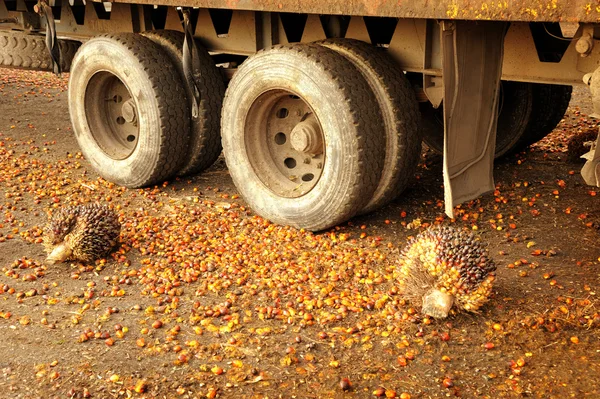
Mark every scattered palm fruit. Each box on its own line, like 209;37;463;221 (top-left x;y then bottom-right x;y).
134;379;148;393
396;226;496;318
339;377;352;391
42;204;120;264
1;68;600;398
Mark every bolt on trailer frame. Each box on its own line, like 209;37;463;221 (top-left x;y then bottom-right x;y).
1;0;600;226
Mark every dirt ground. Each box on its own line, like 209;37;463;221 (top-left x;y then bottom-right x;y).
0;68;599;399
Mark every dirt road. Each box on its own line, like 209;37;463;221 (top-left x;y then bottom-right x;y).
0;68;599;398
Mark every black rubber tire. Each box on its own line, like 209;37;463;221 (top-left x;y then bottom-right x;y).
508;83;572;152
421;80;533;158
141;30;225;177
221;44;385;231
0;30;80;72
317;39;421;215
68;33;190;188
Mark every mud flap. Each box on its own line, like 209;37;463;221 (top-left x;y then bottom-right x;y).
441;21;508;217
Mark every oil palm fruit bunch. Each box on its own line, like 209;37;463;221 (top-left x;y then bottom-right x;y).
567;128;598;163
43;204;120;264
396;226;496;318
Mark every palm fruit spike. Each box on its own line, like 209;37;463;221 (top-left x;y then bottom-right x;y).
43;204;121;264
396;226;496;319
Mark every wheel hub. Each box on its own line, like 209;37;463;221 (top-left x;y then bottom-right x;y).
84;72;139;160
290;117;323;155
244;90;326;198
121;99;138;125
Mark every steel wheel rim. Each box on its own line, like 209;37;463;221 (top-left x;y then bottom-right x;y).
245;90;326;198
84;71;139;160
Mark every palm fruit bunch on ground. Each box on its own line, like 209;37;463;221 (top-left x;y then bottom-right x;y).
43;204;121;264
396;226;496;319
567;128;598;163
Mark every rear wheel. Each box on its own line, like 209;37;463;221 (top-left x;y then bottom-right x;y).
317;39;421;214
221;44;385;231
68;33;190;188
0;30;80;72
509;84;572;152
421;80;533;158
141;30;225;177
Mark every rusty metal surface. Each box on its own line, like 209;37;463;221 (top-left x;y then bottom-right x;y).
103;0;600;23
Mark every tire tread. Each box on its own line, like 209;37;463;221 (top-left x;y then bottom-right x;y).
510;83;572;152
142;30;225;177
318;39;421;214
0;30;80;72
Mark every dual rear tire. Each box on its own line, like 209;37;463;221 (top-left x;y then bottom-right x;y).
68;31;223;188
221;41;421;230
421;81;571;158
